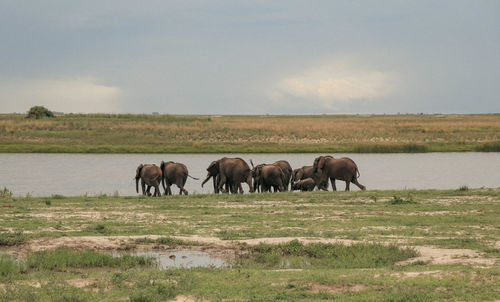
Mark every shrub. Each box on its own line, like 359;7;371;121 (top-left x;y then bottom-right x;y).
389;195;416;205
0;232;26;246
26;106;54;119
0;187;13;198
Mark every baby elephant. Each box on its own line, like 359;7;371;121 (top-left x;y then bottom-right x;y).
291;178;316;192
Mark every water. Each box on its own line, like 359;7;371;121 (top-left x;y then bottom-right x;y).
0;249;229;269
0;153;499;196
122;250;229;269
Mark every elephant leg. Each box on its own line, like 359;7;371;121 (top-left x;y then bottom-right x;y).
141;180;146;195
345;181;350;191
212;176;219;194
155;184;161;197
218;174;228;193
238;183;244;194
248;175;254;193
331;179;337;191
352;179;366;191
164;181;170;195
179;186;188;195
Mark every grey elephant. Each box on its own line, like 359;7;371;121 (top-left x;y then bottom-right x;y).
291;166;328;190
201;160;238;194
273;160;292;191
201;157;253;194
313;155;366;191
160;161;199;195
291;177;316;191
251;163;285;192
135;164;162;197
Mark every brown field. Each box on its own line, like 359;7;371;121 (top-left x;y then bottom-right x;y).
0;113;499;152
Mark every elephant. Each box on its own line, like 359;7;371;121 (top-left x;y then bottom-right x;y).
201;160;240;194
251;163;285;192
160;161;199;195
135;164;162;197
290;166;328;190
201;157;253;194
291;177;316;192
273;160;292;191
313;155;366;191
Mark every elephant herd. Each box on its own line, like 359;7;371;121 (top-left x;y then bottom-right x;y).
135;156;366;197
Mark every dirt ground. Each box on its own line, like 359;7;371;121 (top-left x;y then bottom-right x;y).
7;235;495;267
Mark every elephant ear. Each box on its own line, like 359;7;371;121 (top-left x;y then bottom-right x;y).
316;157;326;173
136;164;144;178
207;160;219;174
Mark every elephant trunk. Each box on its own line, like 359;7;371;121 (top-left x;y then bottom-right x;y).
201;173;212;187
136;177;139;193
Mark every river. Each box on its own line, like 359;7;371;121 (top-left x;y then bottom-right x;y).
0;153;499;196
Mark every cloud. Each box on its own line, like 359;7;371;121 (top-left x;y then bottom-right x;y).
269;59;394;110
0;77;122;113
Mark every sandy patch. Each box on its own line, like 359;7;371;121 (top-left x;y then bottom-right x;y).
25;235;164;252
238;237;357;246
310;283;370;293
170;294;207;302
67;278;102;288
67;278;110;292
399;246;495;266
392;270;444;279
22;235;358;252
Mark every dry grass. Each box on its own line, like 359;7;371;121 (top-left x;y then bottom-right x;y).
0;113;499;152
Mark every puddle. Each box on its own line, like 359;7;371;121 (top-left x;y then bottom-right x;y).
115;250;230;269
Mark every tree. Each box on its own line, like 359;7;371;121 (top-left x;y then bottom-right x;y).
26;106;55;119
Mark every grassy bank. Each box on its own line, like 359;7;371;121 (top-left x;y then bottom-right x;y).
1;113;499;153
1;189;499;301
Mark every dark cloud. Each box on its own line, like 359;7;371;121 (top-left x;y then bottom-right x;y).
1;1;499;114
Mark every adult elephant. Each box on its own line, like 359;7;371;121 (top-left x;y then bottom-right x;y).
313;156;366;191
291;166;328;190
273;160;292;191
201;157;253;194
160;161;199;195
135;164;162;197
201;160;239;194
252;163;286;192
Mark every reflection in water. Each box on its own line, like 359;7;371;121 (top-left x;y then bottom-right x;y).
1;153;499;196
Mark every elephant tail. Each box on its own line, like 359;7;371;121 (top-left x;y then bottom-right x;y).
136;165;144;194
250;159;255;169
160;161;166;191
187;174;199;180
353;166;361;182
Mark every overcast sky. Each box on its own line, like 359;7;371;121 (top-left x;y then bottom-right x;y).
1;1;499;114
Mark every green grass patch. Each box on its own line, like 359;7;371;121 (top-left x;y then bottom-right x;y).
246;240;418;269
27;248;154;270
0;232;27;246
0;256;20;278
135;237;203;247
388;195;417;205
